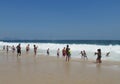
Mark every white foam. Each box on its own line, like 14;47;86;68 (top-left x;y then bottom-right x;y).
0;41;120;61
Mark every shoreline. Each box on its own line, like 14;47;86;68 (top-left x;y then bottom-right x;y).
0;50;120;65
0;51;120;84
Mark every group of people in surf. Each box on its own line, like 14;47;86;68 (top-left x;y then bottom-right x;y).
47;45;110;63
2;44;38;56
2;44;110;63
46;45;71;62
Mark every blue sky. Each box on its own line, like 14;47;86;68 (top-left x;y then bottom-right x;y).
0;0;120;40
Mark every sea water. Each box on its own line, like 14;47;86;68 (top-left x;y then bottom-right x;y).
0;40;120;62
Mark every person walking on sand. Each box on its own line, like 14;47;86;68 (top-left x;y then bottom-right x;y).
95;49;102;63
16;44;21;56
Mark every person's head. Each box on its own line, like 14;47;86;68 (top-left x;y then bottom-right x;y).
34;45;36;47
83;50;85;53
97;49;101;52
67;45;69;48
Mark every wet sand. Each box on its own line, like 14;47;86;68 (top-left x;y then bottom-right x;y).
0;51;120;84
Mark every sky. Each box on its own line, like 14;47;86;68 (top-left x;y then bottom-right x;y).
0;0;120;40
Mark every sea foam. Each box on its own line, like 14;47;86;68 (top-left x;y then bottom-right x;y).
0;41;120;61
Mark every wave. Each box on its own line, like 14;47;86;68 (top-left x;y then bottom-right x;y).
0;41;120;61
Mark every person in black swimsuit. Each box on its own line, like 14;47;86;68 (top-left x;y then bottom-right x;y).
66;45;71;62
95;49;102;63
16;44;21;56
34;45;38;56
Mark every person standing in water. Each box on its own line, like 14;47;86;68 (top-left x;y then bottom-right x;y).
33;45;38;56
3;45;5;51
95;49;102;63
66;45;71;62
26;44;30;54
12;45;15;53
57;48;60;58
62;47;66;57
47;48;49;56
16;44;21;56
106;52;110;57
80;51;84;58
83;50;88;60
6;45;9;54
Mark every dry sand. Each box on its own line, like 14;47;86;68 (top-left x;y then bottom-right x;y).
0;51;120;84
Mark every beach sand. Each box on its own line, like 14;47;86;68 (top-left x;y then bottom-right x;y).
0;51;120;84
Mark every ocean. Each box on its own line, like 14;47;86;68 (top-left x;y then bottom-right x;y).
0;40;120;62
